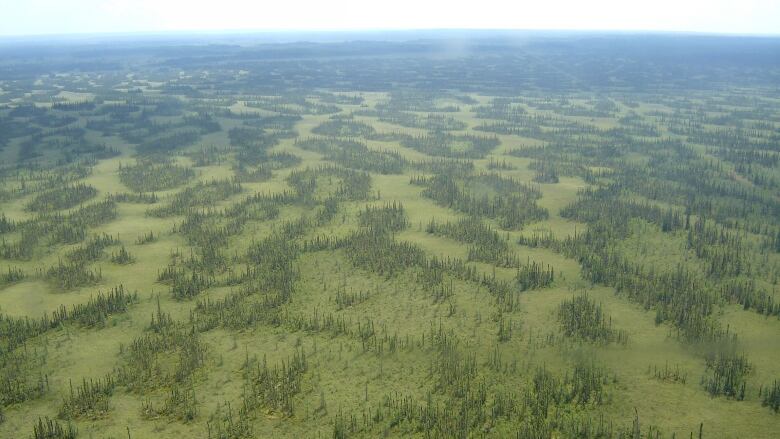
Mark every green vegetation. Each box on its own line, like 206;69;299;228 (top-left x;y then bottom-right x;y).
118;161;195;192
1;34;779;439
26;184;97;212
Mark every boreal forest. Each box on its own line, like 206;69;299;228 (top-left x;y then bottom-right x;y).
0;33;779;438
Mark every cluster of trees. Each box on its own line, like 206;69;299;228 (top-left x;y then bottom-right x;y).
530;160;560;184
516;260;555;292
141;381;198;422
108;192;159;204
45;258;102;289
136;230;156;245
228;126;280;150
312;116;377;137
341;227;426;278
232;162;272;183
426;217;555;291
356;108;467;131
402;132;499;159
760;380;780;413
486;158;516;171
115;303;207;392
427;216;510;263
286;166;372;203
148;179;242;217
1;200;117;260
244;95;340;115
295;137;406;174
241;350;308;417
59;375;115;420
188;145;229;167
315;92;364;105
133;114;222;155
15;128;118;165
26;183;97;212
328;357;655;439
357;202;408;233
52;284;137;328
135;123;219;156
648;363;688;385
720;279;778;317
118;160;194;192
110;246;135;264
700;351;751;400
533;223;729;342
31;417;77;439
189;222;304;330
1;266;25;284
160;265;214;301
304;213;521;313
66;233;117;263
413;173;548;230
0;163;92;205
0;285;135;411
241;113;300;135
558;293;628;345
0;285;134;353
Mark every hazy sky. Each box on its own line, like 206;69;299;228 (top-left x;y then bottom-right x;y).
1;0;779;37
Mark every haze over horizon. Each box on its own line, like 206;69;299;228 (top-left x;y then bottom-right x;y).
2;0;780;37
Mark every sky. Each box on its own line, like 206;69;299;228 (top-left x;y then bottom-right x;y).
1;0;779;37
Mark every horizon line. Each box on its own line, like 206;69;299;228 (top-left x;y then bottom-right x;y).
2;27;780;42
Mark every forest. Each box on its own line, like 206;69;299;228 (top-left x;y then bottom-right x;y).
0;32;779;438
